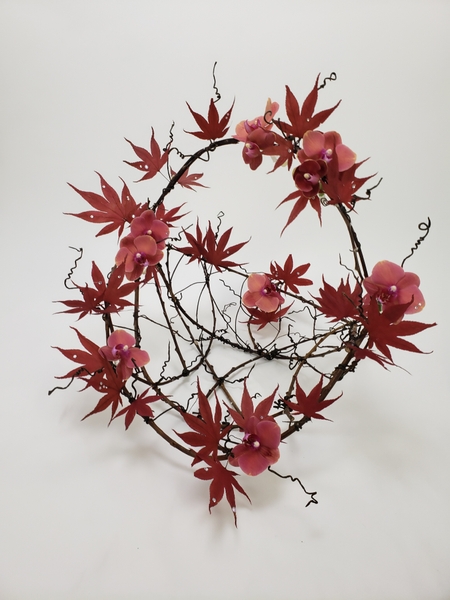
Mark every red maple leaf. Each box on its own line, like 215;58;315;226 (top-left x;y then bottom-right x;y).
226;381;277;429
359;297;436;362
269;254;312;293
176;221;204;263
81;363;124;422
185;98;234;140
169;167;208;191
244;303;293;330
349;345;394;369
278;189;323;232
124;128;169;181
175;380;232;465
277;76;340;139
111;389;163;429
53;327;108;379
55;280;100;320
177;222;248;271
194;456;250;527
313;277;362;322
101;263;139;312
155;202;188;227
263;131;295;172
284;377;341;421
67;174;144;237
322;155;375;209
55;262;138;319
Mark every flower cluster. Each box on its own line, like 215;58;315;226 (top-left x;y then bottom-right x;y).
363;260;425;314
53;73;435;526
242;273;284;313
234;99;280;170
115;209;170;281
99;329;150;381
227;384;281;476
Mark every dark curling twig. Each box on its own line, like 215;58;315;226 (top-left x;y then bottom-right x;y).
64;246;83;290
401;218;431;267
268;466;318;507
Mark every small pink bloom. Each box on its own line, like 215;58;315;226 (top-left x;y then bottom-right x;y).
298;130;356;172
242;128;276;170
292;159;327;197
115;234;164;281
130;209;170;249
363;260;425;313
229;415;281;476
99;329;150;380
242;273;284;313
234;98;279;142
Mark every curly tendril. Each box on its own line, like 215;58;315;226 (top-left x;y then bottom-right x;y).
401;218;432;267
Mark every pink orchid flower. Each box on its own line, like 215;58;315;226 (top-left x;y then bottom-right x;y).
242;273;284;313
298;130;356;172
234;98;279;142
242;128;276;170
292;159;327;197
229;415;281;476
99;329;150;380
115;234;164;281
363;260;425;313
130;209;170;249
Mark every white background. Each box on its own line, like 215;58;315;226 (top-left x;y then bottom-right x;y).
1;1;450;599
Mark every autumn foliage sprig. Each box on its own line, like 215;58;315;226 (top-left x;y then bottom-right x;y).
52;74;435;525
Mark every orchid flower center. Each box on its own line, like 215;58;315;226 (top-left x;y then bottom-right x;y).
377;284;399;307
303;170;319;184
244;119;259;133
244;433;261;449
134;252;149;266
112;343;130;359
321;148;333;162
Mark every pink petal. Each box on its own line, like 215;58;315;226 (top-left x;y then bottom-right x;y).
115;246;128;266
147;248;164;266
108;329;136;348
264;446;280;466
126;264;145;281
117;362;133;381
399;286;425;313
336;144;357;171
242;290;258;308
237;448;270;476
256;294;280;313
151;220;170;244
302;130;325;157
130;210;155;237
398;272;421;288
323;131;342;148
230;443;246;462
134;235;157;255
119;234;137;250
256;420;281;449
128;347;150;368
370;261;405;287
124;252;138;273
99;346;114;361
234;120;248;142
247;273;267;292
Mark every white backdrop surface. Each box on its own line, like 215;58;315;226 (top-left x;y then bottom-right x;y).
1;1;449;599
